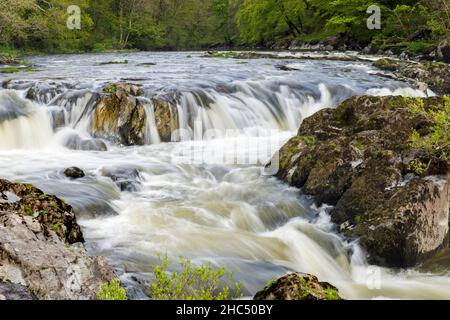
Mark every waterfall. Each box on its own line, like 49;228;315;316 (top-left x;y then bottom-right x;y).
142;100;162;145
0;90;53;150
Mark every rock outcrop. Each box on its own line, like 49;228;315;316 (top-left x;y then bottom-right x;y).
272;95;450;268
0;179;117;300
91;83;147;146
91;83;179;145
372;58;450;95
254;273;342;300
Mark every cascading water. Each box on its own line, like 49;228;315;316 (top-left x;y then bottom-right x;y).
0;51;448;300
0;90;53;150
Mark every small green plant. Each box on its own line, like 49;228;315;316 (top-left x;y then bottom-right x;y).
51;223;62;233
23;204;34;216
97;279;127;300
351;140;365;152
408;159;428;175
265;278;278;290
150;255;242;300
103;83;117;94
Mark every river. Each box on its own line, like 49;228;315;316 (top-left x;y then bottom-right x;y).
0;51;449;299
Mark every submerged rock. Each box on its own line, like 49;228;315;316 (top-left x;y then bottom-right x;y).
101;166;142;192
0;179;118;300
64;134;107;152
254;273;342;300
273;96;450;268
64;167;86;179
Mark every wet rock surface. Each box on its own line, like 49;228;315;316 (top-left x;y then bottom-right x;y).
151;96;180;142
0;179;117;300
372;58;450;95
101;166;142;192
273;95;450;267
91;82;180;145
254;273;342;300
92;83;147;146
64;167;86;179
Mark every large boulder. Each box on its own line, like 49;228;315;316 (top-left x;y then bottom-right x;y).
254;273;342;300
91;83;147;146
0;179;118;300
91;83;180;145
273;96;450;268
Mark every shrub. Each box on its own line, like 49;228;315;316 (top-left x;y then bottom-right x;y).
97;279;127;300
150;255;242;300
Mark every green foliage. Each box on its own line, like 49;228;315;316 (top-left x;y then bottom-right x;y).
150;255;242;300
408;159;428;175
409;96;450;164
0;0;448;53
98;279;127;300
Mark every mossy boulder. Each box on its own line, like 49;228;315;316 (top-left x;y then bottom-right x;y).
273;95;450;268
254;273;342;300
0;179;83;244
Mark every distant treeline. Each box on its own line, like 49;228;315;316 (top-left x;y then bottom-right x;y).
0;0;448;53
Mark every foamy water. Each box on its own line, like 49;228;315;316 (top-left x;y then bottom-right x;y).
0;51;448;299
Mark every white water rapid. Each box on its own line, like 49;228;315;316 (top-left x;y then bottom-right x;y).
0;51;448;300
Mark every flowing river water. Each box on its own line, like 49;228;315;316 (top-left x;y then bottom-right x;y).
0;51;449;299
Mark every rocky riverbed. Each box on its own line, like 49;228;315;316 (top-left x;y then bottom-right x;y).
0;51;449;300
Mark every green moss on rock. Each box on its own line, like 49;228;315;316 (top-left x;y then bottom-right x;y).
254;273;343;301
